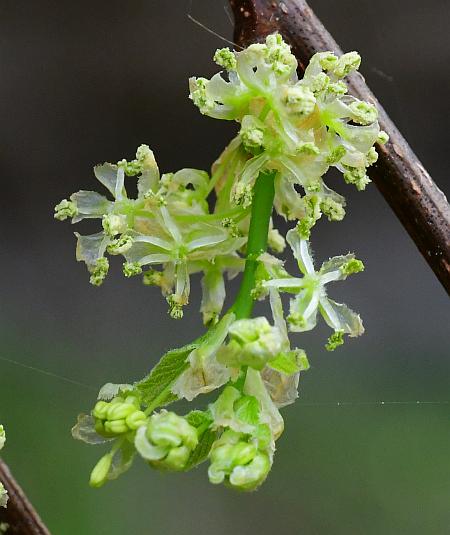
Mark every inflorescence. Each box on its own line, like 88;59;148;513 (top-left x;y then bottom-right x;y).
56;34;387;491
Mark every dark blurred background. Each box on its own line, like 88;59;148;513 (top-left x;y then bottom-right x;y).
0;1;449;533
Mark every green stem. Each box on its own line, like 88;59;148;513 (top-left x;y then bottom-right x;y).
231;170;276;320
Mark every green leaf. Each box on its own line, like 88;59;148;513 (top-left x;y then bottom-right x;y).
135;342;198;408
184;428;218;471
268;349;309;375
185;410;212;429
234;395;260;425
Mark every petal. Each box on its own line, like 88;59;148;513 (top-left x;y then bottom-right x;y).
286;229;315;275
71;414;113;445
75;232;109;268
94;163;123;198
288;289;319;332
319;297;364;337
71;190;111;222
135;426;167;461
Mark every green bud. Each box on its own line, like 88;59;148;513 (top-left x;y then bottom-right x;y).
343;166;371;191
377;131;389;145
102;214;127;237
325;330;345;351
166;295;184;319
326;146;347;164
349;100;378;125
218;317;284;371
104;419;129;435
320;198;346;222
297;142;320;156
208;430;271;491
123;262;142;278
366;147;379;166
333;51;361;78
341;258;364;276
296;217;315;240
136;411;199;471
327;81;348;95
284;85;316;116
89;257;109;286
89;453;112;488
125;410;148;430
189;77;213;114
107;235;133;255
106;402;136;421
214;47;237;70
309;72;329;93
228;451;271;491
232;183;253;208
54;199;77;221
143;269;164;286
92;401;109;420
318;51;338;71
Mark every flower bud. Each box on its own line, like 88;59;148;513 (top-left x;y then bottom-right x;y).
135;411;199;472
107;235;133;255
89;257;109;286
102;214;127;237
284;85;316;116
54;199;77;221
217;317;284;371
208;430;271;491
89;453;112;488
104;419;128;435
214;48;237;71
123;262;142;278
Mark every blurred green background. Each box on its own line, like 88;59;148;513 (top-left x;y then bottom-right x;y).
0;1;449;533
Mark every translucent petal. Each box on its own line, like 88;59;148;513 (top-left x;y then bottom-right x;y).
338;122;380;153
262;368;299;408
71;190;111;222
288;289;319;332
319;254;356;283
71;414;112;445
94;163;121;198
75;232;109;268
319;297;364;336
97;383;134;401
269;289;289;346
108;440;135;481
243;369;284;440
286;229;315;275
201;268;226;325
137;149;160;196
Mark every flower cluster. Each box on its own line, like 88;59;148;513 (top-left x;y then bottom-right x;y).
0;425;8;508
190;34;387;237
55;146;246;320
61;35;386;491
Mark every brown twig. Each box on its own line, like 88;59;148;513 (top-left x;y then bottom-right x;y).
0;459;51;535
230;0;450;294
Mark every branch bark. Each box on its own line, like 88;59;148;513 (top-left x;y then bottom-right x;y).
0;459;51;535
230;0;450;294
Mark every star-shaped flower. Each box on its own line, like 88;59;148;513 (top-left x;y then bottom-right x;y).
262;229;364;350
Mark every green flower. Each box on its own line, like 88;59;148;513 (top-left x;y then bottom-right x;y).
217;317;284;371
208;429;271;491
134;411;199;471
263;229;364;349
190;34;382;231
